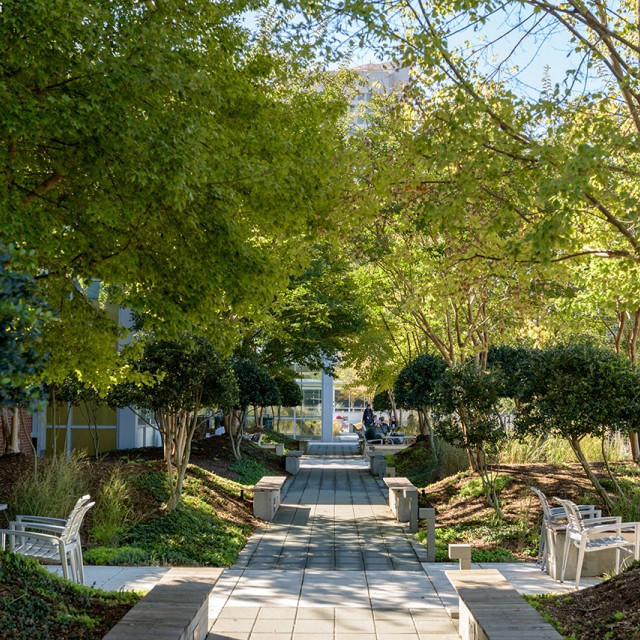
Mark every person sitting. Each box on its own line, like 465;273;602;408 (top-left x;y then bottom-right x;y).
365;422;384;443
379;417;389;435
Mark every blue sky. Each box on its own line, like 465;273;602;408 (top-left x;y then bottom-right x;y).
243;4;594;100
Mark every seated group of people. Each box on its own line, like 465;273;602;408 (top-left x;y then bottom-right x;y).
362;403;399;442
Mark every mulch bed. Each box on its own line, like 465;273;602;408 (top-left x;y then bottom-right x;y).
424;461;602;528
531;563;640;640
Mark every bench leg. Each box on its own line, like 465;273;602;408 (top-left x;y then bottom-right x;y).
407;489;418;534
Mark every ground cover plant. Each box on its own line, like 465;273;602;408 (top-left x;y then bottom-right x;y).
0;436;286;567
0;550;139;640
526;563;640;640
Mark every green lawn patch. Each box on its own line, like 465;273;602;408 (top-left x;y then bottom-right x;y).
0;550;139;640
229;458;273;485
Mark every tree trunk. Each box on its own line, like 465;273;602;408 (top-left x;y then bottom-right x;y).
80;400;101;458
458;410;479;472
416;409;428;437
21;412;38;475
601;433;625;498
226;409;245;460
387;389;398;424
65;402;73;460
1;408;10;453
424;408;437;461
569;437;615;511
630;431;640;462
9;407;20;453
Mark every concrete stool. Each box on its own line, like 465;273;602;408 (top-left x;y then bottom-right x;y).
285;451;303;474
449;543;472;570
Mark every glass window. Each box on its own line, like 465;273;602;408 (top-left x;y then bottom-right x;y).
275;418;295;436
300;419;322;437
301;388;322;417
334;388;349;410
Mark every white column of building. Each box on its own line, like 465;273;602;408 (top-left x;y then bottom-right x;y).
321;370;334;442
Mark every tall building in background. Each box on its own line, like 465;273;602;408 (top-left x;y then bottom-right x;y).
350;63;410;127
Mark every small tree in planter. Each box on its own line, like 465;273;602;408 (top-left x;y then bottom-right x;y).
373;389;401;425
515;340;639;511
274;377;303;430
109;336;237;511
226;358;280;460
434;361;507;517
393;353;447;449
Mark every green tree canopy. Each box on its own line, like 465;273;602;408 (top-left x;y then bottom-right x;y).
275;377;303;409
1;0;356;385
109;335;237;509
515;340;640;509
0;248;49;408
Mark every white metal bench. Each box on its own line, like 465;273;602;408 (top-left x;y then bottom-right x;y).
1;495;94;583
383;477;418;532
253;476;287;521
446;569;563;640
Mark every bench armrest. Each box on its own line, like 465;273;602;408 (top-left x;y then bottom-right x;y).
10;521;66;535
583;516;622;526
585;522;640;537
0;528;68;547
15;515;66;525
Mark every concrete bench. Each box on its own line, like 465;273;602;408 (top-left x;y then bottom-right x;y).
259;442;285;455
365;444;408;458
446;569;563;640
369;452;388;477
285;450;303;474
103;567;222;640
383;477;418;533
253;476;287;521
449;543;472;570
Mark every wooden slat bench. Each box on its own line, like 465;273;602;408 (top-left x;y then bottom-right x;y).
253;476;287;521
446;569;563;640
103;567;222;640
383;477;418;533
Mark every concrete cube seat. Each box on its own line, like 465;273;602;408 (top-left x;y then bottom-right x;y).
253;476;287;521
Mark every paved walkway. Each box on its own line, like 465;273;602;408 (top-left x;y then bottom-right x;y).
206;445;593;640
45;443;597;639
234;452;426;571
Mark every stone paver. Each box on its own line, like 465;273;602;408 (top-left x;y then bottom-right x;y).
209;448;457;639
236;450;426;572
